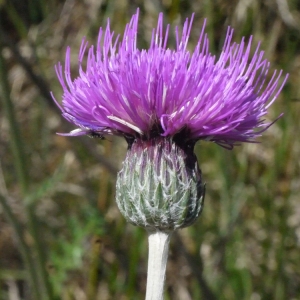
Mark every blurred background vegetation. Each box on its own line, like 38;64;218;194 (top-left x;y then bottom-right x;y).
0;0;299;299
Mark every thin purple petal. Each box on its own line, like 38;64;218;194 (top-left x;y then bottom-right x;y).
53;9;288;147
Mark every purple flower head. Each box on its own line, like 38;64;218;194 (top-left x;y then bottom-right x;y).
53;10;288;149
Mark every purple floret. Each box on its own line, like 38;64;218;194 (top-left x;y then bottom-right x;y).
52;9;288;148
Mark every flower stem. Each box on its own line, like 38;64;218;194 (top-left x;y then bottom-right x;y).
145;231;172;300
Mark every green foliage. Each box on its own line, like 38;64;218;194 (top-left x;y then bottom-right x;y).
25;159;66;206
49;206;104;295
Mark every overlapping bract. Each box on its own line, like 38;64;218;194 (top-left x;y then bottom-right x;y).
53;10;288;148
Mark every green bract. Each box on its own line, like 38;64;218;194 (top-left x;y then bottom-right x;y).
116;138;205;231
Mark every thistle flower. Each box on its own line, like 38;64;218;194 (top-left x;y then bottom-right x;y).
53;9;287;229
53;10;287;146
53;10;288;299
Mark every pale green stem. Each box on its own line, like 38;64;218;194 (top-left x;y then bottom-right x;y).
145;231;172;300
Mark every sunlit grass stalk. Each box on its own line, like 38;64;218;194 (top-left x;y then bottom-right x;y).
0;50;29;194
126;227;144;297
86;236;102;300
145;231;172;300
0;48;55;300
